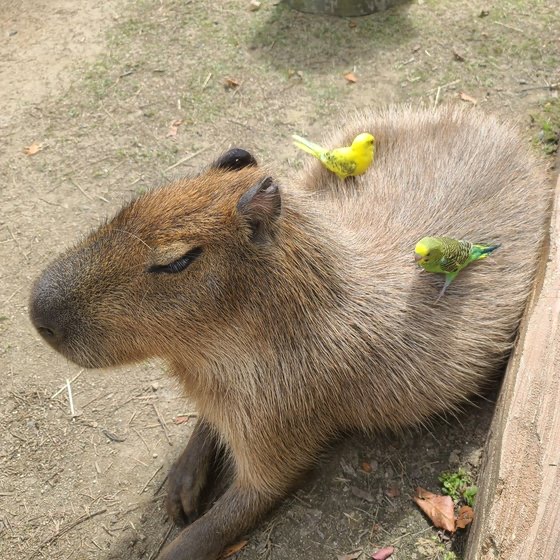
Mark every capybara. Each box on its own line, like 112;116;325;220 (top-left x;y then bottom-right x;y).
30;106;549;559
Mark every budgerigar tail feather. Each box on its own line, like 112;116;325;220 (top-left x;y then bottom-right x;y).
292;135;325;157
473;243;500;259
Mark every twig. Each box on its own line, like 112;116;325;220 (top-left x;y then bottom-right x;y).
133;427;152;454
132;456;150;468
140;465;163;494
164;147;208;172
148;525;174;560
38;197;63;207
69;178;93;201
51;369;84;399
227;119;255;131
66;378;76;418
80;391;109;409
494;21;524;33
2;288;21;305
434;86;442;108
427;79;460;94
154;473;168;496
152;403;172;446
27;508;107;559
519;83;559;92
202;72;212;90
5;225;28;260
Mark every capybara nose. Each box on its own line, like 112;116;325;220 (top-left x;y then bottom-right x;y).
35;323;61;344
30;268;70;349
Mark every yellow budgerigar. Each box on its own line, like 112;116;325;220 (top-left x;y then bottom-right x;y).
292;132;375;179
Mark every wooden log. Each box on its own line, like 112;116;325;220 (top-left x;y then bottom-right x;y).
466;163;560;558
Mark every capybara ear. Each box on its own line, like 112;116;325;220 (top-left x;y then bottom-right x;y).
211;148;257;171
237;176;281;243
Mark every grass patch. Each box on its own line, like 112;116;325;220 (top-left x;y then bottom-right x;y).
439;468;478;507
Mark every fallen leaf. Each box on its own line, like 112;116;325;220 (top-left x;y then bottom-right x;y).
453;50;465;62
456;505;474;529
222;540;248;559
166;119;183;138
343;71;358;84
351;485;375;503
385;483;400;498
338;549;362;560
23;142;43;156
459;91;478;105
361;462;372;473
349;21;357;28
173;415;192;424
371;546;395;560
224;77;240;89
249;0;261;10
413;487;456;533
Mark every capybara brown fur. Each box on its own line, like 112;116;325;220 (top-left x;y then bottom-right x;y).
30;106;549;559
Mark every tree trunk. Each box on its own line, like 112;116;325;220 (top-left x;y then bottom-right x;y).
284;0;397;16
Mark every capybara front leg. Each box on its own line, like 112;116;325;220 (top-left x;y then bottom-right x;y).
158;483;279;560
166;418;220;527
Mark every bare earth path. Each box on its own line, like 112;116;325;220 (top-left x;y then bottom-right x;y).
1;1;558;559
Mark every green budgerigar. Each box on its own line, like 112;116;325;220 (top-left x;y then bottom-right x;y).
414;236;500;300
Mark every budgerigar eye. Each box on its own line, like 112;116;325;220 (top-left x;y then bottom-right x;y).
148;247;203;274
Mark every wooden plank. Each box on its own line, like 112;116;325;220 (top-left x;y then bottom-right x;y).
466;164;560;559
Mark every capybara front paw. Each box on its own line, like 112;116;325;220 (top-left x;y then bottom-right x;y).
166;466;205;527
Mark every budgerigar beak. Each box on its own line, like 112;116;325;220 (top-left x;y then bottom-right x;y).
414;253;423;262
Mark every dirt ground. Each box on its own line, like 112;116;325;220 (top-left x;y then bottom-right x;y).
0;1;558;559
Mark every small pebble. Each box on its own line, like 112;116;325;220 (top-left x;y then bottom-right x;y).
448;449;461;465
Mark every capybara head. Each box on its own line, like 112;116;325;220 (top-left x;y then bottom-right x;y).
30;149;281;368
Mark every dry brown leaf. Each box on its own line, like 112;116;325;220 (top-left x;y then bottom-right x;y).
459;91;478;105
338;549;362;560
371;546;395;560
224;77;240;89
344;72;358;83
456;505;474;529
351;485;375;502
23;142;43;156
385;483;400;498
453;50;465;62
222;539;248;559
166;119;183;138
173;415;191;424
413;487;456;533
361;462;372;473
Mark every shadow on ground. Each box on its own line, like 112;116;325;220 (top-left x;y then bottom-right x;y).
106;392;496;560
249;1;415;74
